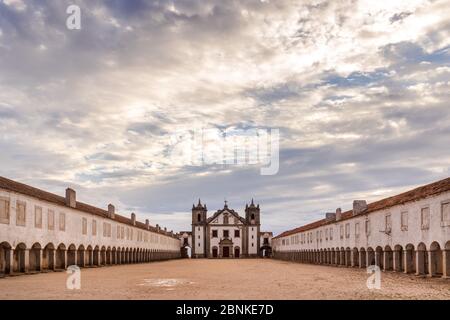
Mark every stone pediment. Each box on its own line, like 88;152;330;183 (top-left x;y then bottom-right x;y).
219;238;233;245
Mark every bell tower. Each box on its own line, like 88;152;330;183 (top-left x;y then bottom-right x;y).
192;199;207;258
245;199;261;257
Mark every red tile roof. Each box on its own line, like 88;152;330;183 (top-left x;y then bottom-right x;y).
274;177;450;239
0;176;178;239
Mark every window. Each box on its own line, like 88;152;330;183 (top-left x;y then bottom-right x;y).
442;201;450;226
385;214;392;233
234;229;240;237
355;222;360;238
251;214;255;221
223;230;229;238
320;230;323;242
365;219;371;235
212;230;218;238
92;219;97;236
16;200;26;226
117;225;121;238
223;213;229;224
0;197;10;224
401;211;408;231
48;209;55;230
264;237;269;245
340;225;344;239
197;214;201;222
121;226;124;239
34;206;42;228
421;207;430;229
251;243;254;247
82;218;87;235
59;212;65;231
330;228;333;240
345;223;350;238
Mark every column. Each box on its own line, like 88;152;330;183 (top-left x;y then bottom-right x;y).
393;250;399;271
24;249;30;273
358;251;364;268
383;251;389;271
415;250;425;276
38;250;43;271
8;249;13;274
403;250;410;273
427;251;434;277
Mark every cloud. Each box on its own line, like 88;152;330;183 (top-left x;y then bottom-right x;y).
0;0;449;234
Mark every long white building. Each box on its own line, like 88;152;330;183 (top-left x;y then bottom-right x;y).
273;177;450;279
0;176;181;276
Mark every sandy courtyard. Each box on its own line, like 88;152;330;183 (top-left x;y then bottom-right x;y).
0;259;449;300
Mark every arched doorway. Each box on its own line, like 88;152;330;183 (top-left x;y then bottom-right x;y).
13;243;26;273
234;246;240;258
93;246;100;266
394;245;403;272
100;246;106;265
429;242;443;277
29;242;41;272
405;244;415;273
106;247;111;265
77;245;85;268
55;244;66;270
86;245;93;266
367;247;375;266
67;244;76;266
352;248;359;267
42;243;55;271
384;246;393;271
112;247;117;264
375;246;384;269
0;242;12;275
416;243;428;276
359;248;366;268
445;241;450;278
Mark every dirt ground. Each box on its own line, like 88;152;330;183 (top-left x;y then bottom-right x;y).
0;259;449;300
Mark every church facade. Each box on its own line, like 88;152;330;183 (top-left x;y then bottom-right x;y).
182;200;272;258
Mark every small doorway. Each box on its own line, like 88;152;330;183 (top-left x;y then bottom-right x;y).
223;247;230;258
212;248;218;258
234;247;240;258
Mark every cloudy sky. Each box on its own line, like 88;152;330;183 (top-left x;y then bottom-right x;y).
0;0;449;234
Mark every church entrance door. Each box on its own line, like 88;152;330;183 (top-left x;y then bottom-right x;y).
223;247;230;258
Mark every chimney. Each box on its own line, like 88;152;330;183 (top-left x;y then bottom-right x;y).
145;219;149;229
131;212;136;225
65;188;76;208
156;224;160;231
353;200;367;216
325;212;336;222
164;227;167;232
108;204;115;219
335;208;342;221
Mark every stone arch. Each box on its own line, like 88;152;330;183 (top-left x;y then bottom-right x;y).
112;247;117;264
359;248;366;268
29;242;42;272
416;242;428;276
106;246;111;265
345;247;351;267
375;246;384;269
77;245;85;268
445;241;450;277
0;241;12;275
330;248;335;265
13;242;27;273
67;244;76;266
100;246;106;265
55;243;66;270
42;243;55;271
429;241;443;276
367;247;375;266
93;245;100;266
334;247;340;265
86;245;93;266
384;245;393;271
405;244;416;273
340;247;345;266
352;248;359;267
394;245;404;272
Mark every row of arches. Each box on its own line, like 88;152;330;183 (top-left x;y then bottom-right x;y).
274;241;450;279
0;241;181;276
